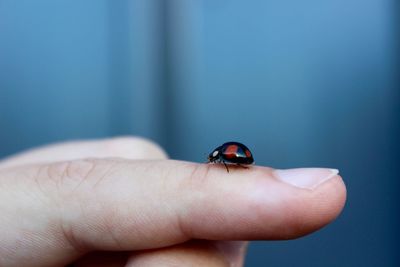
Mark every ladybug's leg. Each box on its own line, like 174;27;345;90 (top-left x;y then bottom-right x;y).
236;164;249;169
223;161;230;173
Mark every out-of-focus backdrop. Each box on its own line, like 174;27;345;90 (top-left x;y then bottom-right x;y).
0;1;399;266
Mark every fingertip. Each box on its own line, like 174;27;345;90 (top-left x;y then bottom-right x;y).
311;174;347;229
175;163;347;241
272;174;347;240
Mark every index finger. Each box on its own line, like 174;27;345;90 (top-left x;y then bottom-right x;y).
1;159;346;267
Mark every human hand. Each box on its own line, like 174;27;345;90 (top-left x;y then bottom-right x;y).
0;137;346;267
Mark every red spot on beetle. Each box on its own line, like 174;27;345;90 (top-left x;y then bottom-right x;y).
224;145;238;159
245;149;252;157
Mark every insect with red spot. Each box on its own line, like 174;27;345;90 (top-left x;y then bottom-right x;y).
207;142;254;172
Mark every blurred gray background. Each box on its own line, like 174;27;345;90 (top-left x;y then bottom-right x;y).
0;0;399;266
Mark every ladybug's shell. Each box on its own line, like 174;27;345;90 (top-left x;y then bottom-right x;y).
219;142;254;164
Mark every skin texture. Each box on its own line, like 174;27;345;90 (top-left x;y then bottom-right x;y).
0;137;347;267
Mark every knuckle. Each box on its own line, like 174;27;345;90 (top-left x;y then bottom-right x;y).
43;159;117;195
46;158;123;250
47;159;96;185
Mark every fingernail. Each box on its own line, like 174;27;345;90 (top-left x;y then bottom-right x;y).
273;168;339;190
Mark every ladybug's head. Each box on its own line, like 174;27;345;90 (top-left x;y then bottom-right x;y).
207;148;221;163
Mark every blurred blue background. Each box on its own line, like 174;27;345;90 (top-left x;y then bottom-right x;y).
0;0;399;266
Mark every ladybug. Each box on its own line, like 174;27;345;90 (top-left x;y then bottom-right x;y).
207;141;254;172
